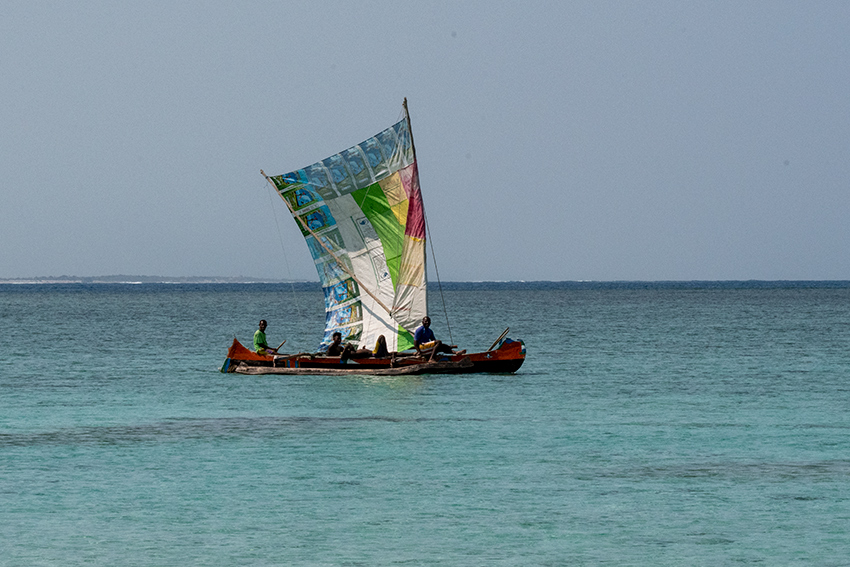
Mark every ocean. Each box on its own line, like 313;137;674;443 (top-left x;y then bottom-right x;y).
2;282;849;565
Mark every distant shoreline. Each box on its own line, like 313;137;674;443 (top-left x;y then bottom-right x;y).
0;276;298;284
1;278;849;290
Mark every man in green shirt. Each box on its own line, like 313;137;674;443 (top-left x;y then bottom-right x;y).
253;319;279;355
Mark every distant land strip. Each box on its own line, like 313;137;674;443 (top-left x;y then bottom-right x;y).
0;276;299;284
1;277;850;290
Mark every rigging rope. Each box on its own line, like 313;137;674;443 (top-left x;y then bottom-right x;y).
265;178;304;324
402;98;453;345
423;207;453;345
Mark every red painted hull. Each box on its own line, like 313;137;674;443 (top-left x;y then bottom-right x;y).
221;337;526;375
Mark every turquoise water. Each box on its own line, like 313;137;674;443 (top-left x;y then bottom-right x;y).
2;283;849;565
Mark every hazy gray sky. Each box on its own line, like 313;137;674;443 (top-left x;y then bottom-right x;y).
2;1;848;281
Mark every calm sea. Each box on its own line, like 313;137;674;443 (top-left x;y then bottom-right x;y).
2;282;849;566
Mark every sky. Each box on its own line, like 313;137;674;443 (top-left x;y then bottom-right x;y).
2;1;849;281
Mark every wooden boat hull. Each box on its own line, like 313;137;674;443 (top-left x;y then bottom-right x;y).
221;337;526;375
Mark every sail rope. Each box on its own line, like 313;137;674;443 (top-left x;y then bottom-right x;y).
265;178;304;325
423;207;453;345
402;98;453;345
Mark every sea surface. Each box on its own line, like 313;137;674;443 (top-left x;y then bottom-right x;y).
2;282;849;566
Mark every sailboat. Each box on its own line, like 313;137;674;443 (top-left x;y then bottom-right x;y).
222;99;525;375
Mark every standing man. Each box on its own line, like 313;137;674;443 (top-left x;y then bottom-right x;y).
253;320;279;355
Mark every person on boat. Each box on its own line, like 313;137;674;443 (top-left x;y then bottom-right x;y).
326;331;345;356
340;335;391;362
253;320;279;356
324;331;361;363
414;316;460;362
339;343;359;363
372;335;390;358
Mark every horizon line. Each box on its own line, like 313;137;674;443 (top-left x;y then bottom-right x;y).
2;276;850;285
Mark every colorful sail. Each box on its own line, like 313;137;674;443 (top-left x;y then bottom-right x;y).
268;113;427;352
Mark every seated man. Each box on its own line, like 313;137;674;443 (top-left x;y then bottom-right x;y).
413;316;458;362
326;331;345;356
326;331;364;363
253;319;279;356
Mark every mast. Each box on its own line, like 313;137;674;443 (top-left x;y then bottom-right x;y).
403;97;418;165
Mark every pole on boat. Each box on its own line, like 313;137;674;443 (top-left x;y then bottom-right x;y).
260;170;396;318
488;328;510;351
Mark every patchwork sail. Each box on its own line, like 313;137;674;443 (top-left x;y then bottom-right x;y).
267;113;427;352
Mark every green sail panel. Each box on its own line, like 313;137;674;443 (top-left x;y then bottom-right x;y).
270;118;426;352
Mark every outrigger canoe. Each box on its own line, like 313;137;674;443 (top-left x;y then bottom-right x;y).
221;99;526;375
221;335;526;376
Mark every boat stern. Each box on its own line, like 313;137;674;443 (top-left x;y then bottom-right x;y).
221;338;273;373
